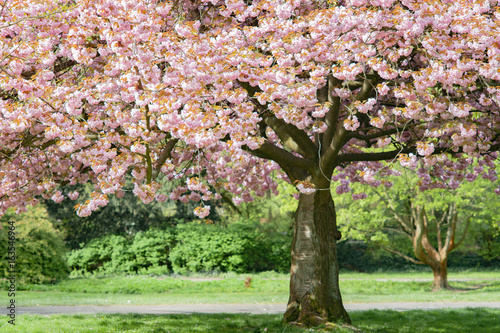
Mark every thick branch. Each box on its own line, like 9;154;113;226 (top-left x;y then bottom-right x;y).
354;77;377;103
218;189;242;215
321;77;378;173
245;141;312;181
347;127;404;142
263;112;317;160
420;208;441;262
383;247;425;265
239;79;317;161
442;205;456;254
153;138;179;179
337;148;409;164
321;75;342;155
412;205;434;266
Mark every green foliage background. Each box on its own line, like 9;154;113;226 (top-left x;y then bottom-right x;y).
335;166;500;269
0;205;69;284
67;222;291;275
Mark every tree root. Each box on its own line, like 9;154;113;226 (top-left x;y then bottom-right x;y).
288;320;365;332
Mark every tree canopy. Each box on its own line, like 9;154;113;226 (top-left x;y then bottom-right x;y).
1;0;500;214
2;0;500;326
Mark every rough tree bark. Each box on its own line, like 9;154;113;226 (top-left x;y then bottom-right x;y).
283;190;350;325
430;259;450;290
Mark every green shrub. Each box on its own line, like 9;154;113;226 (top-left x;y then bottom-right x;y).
0;205;69;285
265;231;292;273
67;229;175;275
169;222;290;274
127;229;175;272
67;221;291;275
67;234;131;274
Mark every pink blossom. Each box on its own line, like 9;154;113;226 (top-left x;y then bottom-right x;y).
296;181;316;194
343;116;360;131
194;205;210;218
356;98;376;114
9;60;24;76
399;153;417;169
448;178;460;190
377;83;390;96
361;169;375;183
449;103;471;118
370;117;385;129
68;191;79;200
51;191;64;203
188;192;202;202
233;196;244;205
376;137;391;148
336;179;351;195
416;142;435;156
465;173;477;182
131;142;147;154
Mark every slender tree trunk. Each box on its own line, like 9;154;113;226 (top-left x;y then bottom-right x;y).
430;258;451;290
283;191;350;326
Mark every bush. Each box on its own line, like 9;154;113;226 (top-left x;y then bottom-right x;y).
67;229;175;275
127;229;175;272
169;222;290;274
67;221;291;275
67;235;131;274
264;232;292;273
0;205;69;285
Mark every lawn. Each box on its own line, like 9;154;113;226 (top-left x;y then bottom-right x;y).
6;270;500;306
1;308;499;332
1;270;499;332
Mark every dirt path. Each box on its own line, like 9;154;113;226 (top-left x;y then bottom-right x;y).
7;302;500;315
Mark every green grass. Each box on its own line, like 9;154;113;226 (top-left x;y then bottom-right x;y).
341;279;500;303
2;271;499;332
5;270;499;306
350;308;500;333
13;291;289;306
8;272;289;306
339;269;500;280
2;309;499;332
17;272;289;294
1;313;307;333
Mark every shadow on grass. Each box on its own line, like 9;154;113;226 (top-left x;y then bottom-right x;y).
449;281;500;292
9;313;308;333
5;309;500;332
351;308;500;333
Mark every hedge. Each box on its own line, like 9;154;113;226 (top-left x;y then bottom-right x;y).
67;222;291;275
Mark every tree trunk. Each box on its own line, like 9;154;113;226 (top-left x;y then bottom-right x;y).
411;205;454;291
430;258;451;290
283;191;350;326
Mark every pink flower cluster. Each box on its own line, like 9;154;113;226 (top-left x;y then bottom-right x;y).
1;0;500;218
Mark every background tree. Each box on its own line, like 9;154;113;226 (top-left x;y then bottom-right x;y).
338;169;500;290
2;0;500;326
0;205;69;284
